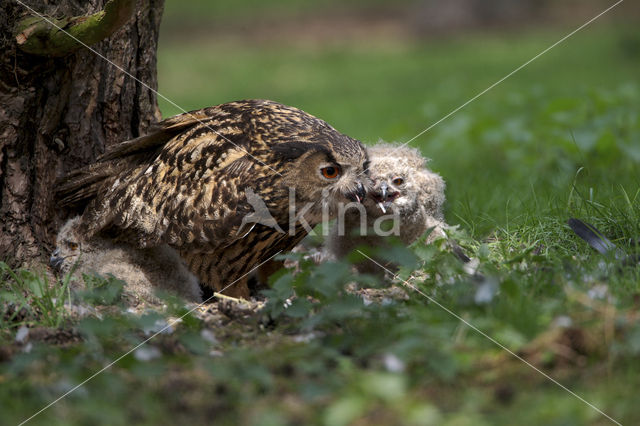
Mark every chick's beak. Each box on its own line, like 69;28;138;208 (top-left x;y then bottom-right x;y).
372;181;398;214
379;181;388;201
49;248;64;271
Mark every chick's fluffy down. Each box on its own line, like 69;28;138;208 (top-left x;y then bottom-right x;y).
53;217;202;303
323;142;447;274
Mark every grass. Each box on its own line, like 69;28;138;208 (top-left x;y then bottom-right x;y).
0;262;73;329
2;18;640;426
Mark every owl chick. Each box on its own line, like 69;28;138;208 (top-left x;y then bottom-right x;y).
51;216;202;303
57;100;369;299
325;143;446;274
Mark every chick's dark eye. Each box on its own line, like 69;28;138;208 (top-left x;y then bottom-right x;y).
392;177;404;185
321;166;340;179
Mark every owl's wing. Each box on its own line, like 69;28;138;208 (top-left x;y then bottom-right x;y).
57;107;224;208
98;107;223;161
80;121;270;249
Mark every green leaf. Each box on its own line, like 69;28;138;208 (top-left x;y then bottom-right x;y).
284;297;313;318
179;330;210;355
324;396;367;426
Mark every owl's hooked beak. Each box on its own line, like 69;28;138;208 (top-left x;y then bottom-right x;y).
345;182;367;203
49;248;64;271
372;181;399;213
379;181;388;201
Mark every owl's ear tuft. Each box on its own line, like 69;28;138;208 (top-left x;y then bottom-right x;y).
272;142;335;162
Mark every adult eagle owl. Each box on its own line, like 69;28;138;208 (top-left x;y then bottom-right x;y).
58;100;369;298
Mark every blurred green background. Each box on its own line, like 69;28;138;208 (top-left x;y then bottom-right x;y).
157;0;640;237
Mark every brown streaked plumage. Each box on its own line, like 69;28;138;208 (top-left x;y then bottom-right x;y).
57;100;369;298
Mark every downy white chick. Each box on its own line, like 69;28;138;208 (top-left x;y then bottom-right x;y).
325;143;446;274
51;217;202;303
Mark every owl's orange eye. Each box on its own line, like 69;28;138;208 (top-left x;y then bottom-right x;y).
392;177;404;185
68;242;79;251
321;166;340;179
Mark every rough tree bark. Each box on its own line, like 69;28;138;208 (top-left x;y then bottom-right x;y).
0;0;163;266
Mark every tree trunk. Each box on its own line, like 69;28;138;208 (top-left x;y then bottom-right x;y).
0;0;163;266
